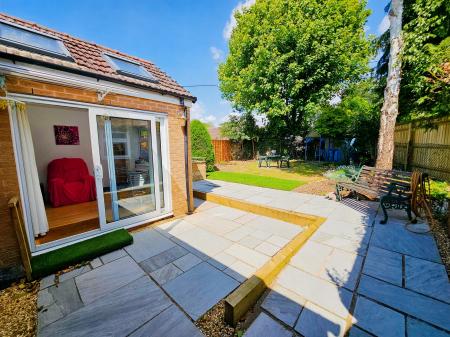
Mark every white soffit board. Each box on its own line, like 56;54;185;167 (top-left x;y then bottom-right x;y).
0;57;193;107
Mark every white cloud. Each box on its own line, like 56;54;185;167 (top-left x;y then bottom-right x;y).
190;101;217;124
210;46;224;62
378;14;390;34
223;0;256;40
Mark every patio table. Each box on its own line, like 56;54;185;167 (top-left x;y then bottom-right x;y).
258;155;282;168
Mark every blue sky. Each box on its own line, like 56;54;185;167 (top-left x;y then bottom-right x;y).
1;0;387;125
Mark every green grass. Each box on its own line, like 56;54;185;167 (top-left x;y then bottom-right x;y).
207;171;305;191
31;229;133;279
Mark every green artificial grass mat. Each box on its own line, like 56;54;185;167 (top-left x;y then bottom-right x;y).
207;171;305;191
31;229;133;279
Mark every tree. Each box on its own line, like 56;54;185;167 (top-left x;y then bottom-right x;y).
220;112;260;158
190;120;215;171
376;0;404;169
219;0;372;142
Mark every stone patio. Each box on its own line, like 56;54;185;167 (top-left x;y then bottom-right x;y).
37;189;304;336
36;179;450;337
193;180;449;337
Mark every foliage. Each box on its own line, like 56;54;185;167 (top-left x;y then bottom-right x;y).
401;0;450;120
218;0;373;141
314;80;380;162
190;120;215;171
207;171;305;191
323;165;360;182
429;180;450;202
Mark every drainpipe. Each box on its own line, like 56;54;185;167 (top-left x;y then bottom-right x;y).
181;99;194;214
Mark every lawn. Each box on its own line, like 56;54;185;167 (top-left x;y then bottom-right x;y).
207;171;306;191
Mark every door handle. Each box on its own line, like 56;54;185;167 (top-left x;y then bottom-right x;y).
94;165;103;179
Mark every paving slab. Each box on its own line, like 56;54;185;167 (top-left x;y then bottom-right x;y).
163;262;239;320
348;326;373;337
125;229;176;262
38;303;64;331
239;235;263;249
405;255;450;304
39;276;171;337
37;288;54;308
75;256;145;305
320;248;363;291
207;252;237;271
353;296;404;337
407;317;450;337
224;260;257;283
262;287;304;327
100;249;127;264
173;253;202;272
150;263;183;285
140;246;188;273
90;258;102;268
39;274;55;290
289;241;333;275
225;243;270;268
277;265;352;318
48;279;83;316
58;265;92;283
266;235;290;248
129;305;203;337
243;312;292;337
173;227;233;258
358;274;450;331
370;222;441;263
311;231;368;256
317;219;372;245
363;246;403;286
294;301;347;337
255;242;279;256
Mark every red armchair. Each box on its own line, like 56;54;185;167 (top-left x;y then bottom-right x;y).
47;158;96;207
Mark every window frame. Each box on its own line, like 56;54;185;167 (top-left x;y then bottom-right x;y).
0;19;73;61
103;53;158;83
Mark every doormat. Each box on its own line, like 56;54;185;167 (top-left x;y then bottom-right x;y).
31;229;133;279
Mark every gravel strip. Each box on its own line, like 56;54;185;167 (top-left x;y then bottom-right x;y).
294;178;336;196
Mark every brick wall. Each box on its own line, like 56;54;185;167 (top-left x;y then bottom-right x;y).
0;75;193;270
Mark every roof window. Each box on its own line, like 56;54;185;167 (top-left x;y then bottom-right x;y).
104;53;158;82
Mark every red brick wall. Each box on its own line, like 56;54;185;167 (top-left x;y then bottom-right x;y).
0;75;193;269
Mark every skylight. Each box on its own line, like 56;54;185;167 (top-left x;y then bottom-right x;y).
104;54;158;82
0;21;72;60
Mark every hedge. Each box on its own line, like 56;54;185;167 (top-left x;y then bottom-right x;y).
191;120;215;171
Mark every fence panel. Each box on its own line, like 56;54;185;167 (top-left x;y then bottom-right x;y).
394;117;450;181
212;139;232;163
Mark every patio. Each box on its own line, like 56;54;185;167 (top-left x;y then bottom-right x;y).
36;180;449;337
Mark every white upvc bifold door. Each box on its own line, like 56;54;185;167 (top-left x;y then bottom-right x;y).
89;107;171;230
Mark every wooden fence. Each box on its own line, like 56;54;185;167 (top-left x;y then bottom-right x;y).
394;117;450;181
212;140;232;163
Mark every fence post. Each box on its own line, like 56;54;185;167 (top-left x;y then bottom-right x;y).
404;122;413;171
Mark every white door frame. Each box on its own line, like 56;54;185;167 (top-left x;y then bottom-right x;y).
8;93;173;254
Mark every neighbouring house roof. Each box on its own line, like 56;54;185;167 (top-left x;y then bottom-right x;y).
208;127;228;140
0;13;196;102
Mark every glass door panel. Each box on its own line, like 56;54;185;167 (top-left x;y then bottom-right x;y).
96;116;157;223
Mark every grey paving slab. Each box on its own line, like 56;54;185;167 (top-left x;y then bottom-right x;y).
321;248;363;291
90;258;103;269
150;263;183;285
202;205;248;221
38;303;64;330
239;235;263;249
125;229;176;262
163;262;239;320
100;249;127;264
39;274;55;290
75;256;145;305
290;241;333;275
371;222;441;263
353;296;404;337
246;215;302;240
140;246;188;273
407;317;450;337
317;219;372;245
225;243;270;268
37;288;54;308
363;246;403;286
39;276;171;337
266;235;290;248
262;289;303;327
405;255;450;304
278;265;353;318
243;312;292;337
348;326;373;337
58;265;92;283
129;305;203;337
311;231;368;256
173;253;202;272
294;301;347;337
48;278;83;316
255;242;279;256
358;274;450;331
207;251;237;271
223;260;256;283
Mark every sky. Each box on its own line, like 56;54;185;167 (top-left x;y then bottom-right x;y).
0;0;387;125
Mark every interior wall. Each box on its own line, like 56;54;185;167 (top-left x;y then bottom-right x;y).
27;103;93;189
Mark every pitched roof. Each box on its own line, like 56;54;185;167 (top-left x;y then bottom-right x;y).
0;13;195;101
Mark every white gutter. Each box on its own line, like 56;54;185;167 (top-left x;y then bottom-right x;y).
0;57;193;107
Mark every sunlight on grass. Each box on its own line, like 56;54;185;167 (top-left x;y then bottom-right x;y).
207;171;306;191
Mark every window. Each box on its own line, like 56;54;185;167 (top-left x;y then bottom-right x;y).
104;53;158;82
0;21;72;60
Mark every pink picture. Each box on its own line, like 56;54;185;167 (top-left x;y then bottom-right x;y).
54;125;80;145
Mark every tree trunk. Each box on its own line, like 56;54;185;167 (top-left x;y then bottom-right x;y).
375;0;404;170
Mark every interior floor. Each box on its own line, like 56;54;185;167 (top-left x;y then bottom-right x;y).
35;201;100;245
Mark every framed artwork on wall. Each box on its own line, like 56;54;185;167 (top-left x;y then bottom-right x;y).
54;125;80;145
